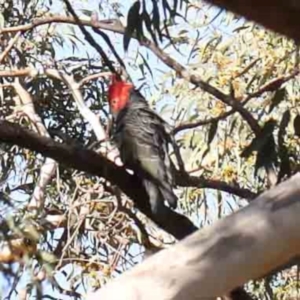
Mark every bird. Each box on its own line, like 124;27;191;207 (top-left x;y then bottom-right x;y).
107;74;178;214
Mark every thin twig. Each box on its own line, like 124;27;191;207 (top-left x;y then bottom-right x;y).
62;0;118;75
0;15;260;134
173;69;300;134
0;32;21;64
79;71;111;87
244;69;300;100
176;171;257;200
173;109;235;134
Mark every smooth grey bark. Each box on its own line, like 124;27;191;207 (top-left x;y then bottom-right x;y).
87;174;300;300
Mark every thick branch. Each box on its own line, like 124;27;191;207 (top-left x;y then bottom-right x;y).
87;173;300;300
0;121;255;239
206;0;300;42
0;120;195;239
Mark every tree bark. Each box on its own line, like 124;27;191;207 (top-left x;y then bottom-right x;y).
206;0;300;42
0;120;197;239
87;174;300;300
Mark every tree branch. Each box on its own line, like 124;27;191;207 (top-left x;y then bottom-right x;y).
0;15;260;134
0;32;21;64
205;0;300;42
0;120;196;239
45;68;122;166
140;41;261;135
62;0;119;76
0;121;255;239
176;171;257;200
87;173;300;300
173;69;299;134
12;80;57;211
173;109;235;134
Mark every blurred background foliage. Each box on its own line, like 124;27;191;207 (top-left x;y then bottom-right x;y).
0;0;300;299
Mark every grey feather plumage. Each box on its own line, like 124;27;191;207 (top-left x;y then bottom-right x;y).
112;90;177;213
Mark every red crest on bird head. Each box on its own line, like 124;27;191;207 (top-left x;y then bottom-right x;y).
108;74;133;114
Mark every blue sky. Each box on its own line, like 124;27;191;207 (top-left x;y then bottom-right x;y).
1;0;246;298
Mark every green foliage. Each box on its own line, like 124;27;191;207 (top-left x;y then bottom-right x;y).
0;0;300;299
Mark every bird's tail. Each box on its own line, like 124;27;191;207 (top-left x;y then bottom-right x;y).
159;182;177;209
142;178;178;215
142;180;177;214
